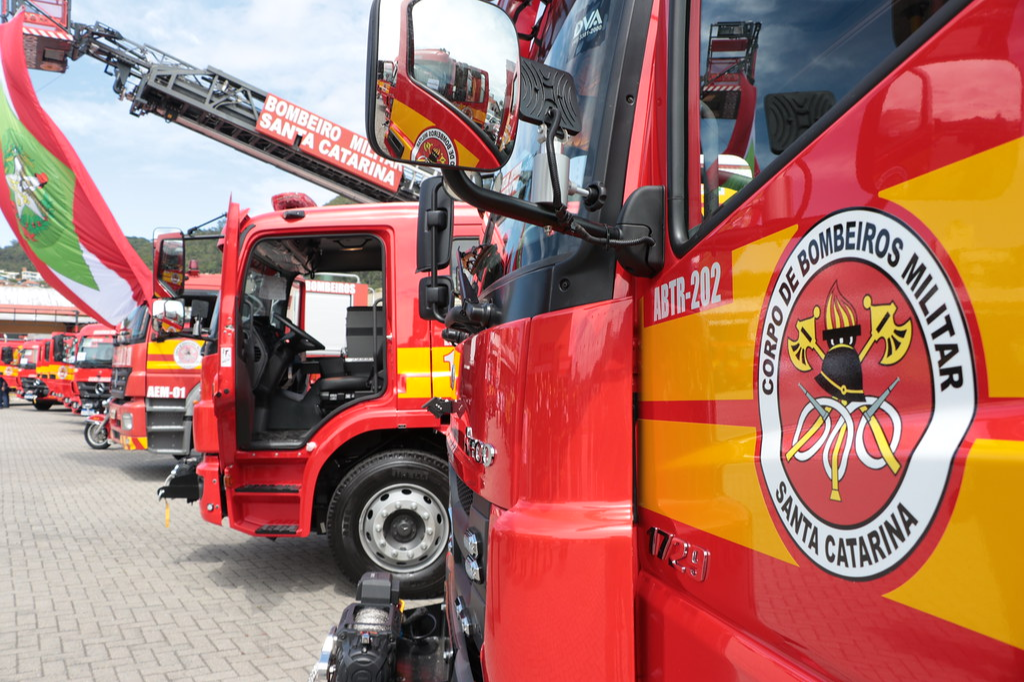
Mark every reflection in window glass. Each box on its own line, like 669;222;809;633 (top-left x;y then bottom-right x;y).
697;0;945;217
480;0;625;288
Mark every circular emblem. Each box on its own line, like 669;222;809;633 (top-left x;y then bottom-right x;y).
757;208;975;580
413;128;457;165
57;365;68;379
173;340;202;370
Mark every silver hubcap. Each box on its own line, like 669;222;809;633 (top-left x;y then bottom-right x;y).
358;483;448;574
88;423;105;444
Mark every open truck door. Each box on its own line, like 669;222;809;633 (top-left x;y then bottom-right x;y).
191;203;242;523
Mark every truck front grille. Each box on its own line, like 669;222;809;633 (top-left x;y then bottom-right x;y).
110;367;130;399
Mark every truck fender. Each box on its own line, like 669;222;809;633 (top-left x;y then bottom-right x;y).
183;382;202;417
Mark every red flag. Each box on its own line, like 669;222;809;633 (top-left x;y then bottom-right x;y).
0;13;152;326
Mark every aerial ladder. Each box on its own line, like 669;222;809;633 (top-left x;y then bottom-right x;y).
700;20;761;166
1;0;430;203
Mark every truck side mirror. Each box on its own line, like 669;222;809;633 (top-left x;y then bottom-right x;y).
152;299;186;337
154;230;186;299
366;0;521;171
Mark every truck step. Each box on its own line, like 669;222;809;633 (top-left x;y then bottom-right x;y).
148;448;187;455
147;424;185;433
255;525;299;535
147;404;186;413
235;484;300;494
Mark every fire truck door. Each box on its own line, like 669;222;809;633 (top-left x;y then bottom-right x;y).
211;202;242;457
637;0;1022;679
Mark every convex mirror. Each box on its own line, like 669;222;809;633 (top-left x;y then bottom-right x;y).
154;230;186;299
152;299;186;336
368;0;521;171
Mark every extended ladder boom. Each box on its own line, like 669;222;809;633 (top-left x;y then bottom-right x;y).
2;0;431;202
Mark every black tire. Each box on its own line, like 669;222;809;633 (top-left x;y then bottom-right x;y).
84;421;110;449
33;400;53;411
327;449;449;599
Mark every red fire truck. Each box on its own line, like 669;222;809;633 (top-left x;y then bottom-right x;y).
106;274;219;455
72;323;115;413
43;329;82;409
158;196;481;598
6;338;35;396
0;336;24;402
19;333;63;409
311;1;1024;680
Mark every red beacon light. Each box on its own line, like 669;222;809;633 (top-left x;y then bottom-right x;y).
272;192;317;211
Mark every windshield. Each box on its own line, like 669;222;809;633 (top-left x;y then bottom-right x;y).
119;305;150;346
77;338;114;368
242;269;289;325
471;0;624;293
20;347;37;367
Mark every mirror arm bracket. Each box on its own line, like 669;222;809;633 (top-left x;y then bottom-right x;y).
442;168;559;227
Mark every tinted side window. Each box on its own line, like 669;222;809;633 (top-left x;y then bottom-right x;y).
696;0;947;218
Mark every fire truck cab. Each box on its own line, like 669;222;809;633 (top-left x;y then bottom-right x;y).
162;198;482;598
0;336;24;394
73;323;115;415
313;0;1024;680
108;274;219;455
20;333;62;410
45;329;82;410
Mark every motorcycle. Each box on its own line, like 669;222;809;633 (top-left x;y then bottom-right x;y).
84;399;111;450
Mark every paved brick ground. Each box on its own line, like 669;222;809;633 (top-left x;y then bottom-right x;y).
0;399;355;681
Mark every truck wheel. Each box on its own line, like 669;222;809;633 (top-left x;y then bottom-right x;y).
33;400;53;411
327;450;449;599
85;421;110;449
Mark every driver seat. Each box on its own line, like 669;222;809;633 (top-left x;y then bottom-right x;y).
317;339;385;406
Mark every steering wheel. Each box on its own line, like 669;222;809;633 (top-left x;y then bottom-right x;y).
272;313;325;352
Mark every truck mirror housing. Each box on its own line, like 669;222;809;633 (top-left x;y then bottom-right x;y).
366;0;521;171
417;176;453;273
154;230;186;299
417;176;455;323
419;275;453;323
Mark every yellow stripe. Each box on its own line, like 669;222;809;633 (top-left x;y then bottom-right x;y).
640;226;797;403
398;347;432;399
146;361;190;371
121;436;148;451
880;137;1024;398
147;338;206;355
885;439;1024;649
640;419;795;564
431;347;458;399
397;346;459;400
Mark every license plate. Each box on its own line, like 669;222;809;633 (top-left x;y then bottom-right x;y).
24;392;36;400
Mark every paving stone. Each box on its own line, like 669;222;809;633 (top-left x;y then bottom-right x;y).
0;401;355;680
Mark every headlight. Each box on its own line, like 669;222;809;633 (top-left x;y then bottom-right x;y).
122;413;133;431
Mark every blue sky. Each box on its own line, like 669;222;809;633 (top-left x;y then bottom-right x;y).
21;0;374;238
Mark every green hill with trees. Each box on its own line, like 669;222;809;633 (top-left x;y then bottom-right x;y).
2;193;356;279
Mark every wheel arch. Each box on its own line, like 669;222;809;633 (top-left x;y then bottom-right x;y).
310;427;446;533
